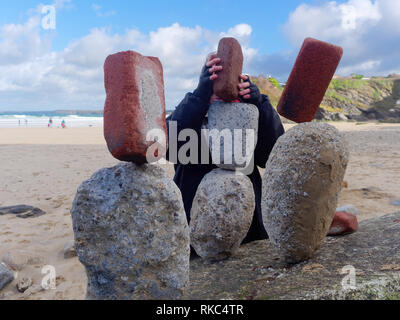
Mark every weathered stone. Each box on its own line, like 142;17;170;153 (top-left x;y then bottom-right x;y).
213;38;244;102
2;251;29;271
63;240;77;259
328;211;358;236
71;162;190;300
17;277;33;293
277;38;343;123
185;212;400;300
190;169;255;261
104;51;168;164
0;263;14;291
262;122;349;264
208;102;259;171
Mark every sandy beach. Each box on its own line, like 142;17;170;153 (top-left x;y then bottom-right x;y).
0;122;399;300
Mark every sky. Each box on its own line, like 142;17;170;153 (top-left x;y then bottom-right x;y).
0;0;400;111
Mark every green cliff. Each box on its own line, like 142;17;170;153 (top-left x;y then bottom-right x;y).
250;75;400;122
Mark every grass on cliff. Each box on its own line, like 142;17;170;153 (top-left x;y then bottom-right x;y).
249;75;399;115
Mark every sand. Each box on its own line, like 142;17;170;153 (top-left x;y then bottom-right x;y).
0;122;399;300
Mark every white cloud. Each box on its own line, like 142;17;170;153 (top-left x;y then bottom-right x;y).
282;0;400;76
0;16;50;66
0;8;258;110
92;3;116;17
2;0;400;111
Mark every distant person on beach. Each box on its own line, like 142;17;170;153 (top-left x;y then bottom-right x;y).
48;118;53;128
61;119;66;129
24;119;28;126
166;53;285;246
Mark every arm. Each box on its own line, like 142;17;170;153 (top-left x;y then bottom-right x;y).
167;53;223;132
166;93;210;133
165;54;223;162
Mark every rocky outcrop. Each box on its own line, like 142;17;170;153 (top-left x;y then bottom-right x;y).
213;37;244;101
262;122;349;264
185;212;400;300
70;163;190;300
190;169;255;261
104;51;168;164
208;102;259;171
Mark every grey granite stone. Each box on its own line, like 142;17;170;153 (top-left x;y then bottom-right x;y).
190;169;255;261
71;162;190;300
208;102;259;171
262;122;349;264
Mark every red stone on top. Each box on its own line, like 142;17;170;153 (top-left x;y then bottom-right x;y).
104;51;168;164
213;37;244;102
277;38;343;123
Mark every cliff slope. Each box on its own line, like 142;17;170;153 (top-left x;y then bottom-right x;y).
251;75;400;122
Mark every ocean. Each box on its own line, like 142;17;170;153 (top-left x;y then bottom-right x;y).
0;111;104;128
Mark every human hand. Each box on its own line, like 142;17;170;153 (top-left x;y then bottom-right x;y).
206;53;223;81
194;53;224;102
238;75;262;106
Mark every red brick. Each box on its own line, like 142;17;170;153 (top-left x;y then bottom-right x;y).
328;211;358;236
277;38;343;123
104;51;168;164
213;38;244;102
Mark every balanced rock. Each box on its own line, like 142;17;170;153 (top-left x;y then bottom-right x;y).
262;122;349;264
104;51;168;164
190;169;255;261
70;162;190;300
208;102;259;171
213;37;244;101
277;38;343;123
0;263;14;291
328;211;358;236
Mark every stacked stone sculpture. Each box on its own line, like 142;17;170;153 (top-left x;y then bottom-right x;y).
277;38;343;123
262;123;349;264
71;51;190;300
190;169;255;261
261;38;347;265
213;37;244;102
104;51;168;164
190;38;257;261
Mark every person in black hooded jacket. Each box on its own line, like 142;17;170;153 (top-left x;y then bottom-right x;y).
166;53;285;245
